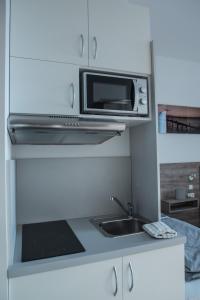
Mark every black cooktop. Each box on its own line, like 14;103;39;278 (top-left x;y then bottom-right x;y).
22;220;85;262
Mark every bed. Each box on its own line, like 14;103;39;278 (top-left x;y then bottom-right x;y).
162;216;200;300
186;279;200;300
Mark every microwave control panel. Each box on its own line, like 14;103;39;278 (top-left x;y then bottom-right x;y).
134;78;149;115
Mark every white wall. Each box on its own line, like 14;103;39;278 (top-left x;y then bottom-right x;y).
155;56;200;163
6;161;16;264
131;0;200;164
131;0;200;63
0;0;9;297
0;0;15;299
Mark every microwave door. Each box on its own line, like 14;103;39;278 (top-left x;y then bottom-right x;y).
97;80;136;114
85;74;137;115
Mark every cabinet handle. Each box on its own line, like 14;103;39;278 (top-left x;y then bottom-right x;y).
80;34;84;57
70;83;75;109
113;266;118;297
93;36;98;59
128;262;134;292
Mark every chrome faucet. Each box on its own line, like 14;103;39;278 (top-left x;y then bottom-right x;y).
110;196;133;217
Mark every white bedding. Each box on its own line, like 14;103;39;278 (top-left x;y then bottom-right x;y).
186;279;200;300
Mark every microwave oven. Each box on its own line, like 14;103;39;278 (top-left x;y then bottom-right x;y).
80;70;150;117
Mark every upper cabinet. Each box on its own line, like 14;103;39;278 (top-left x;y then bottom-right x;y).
10;0;89;66
10;0;151;75
10;57;80;115
88;0;151;74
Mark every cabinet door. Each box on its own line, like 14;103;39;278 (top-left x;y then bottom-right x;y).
123;245;185;300
88;0;151;74
10;57;79;115
9;258;122;300
10;0;88;66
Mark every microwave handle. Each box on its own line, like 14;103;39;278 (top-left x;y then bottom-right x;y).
132;79;138;112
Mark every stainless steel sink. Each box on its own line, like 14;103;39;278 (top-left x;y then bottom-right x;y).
91;216;147;238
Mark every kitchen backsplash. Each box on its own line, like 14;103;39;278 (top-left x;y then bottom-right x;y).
16;157;132;224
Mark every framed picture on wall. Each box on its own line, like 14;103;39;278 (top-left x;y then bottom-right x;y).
158;104;200;134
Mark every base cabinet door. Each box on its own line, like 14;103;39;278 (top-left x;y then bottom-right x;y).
123;245;185;300
88;0;151;74
9;258;122;300
10;57;79;116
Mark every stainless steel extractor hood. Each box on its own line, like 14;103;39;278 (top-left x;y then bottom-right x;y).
8;114;126;145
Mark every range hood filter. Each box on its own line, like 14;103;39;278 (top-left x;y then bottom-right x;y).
8;115;126;145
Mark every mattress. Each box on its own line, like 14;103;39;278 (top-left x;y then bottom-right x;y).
186;279;200;300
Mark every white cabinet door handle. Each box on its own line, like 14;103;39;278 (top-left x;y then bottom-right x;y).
70;83;75;109
128;262;134;292
93;36;98;59
80;34;84;57
113;266;118;297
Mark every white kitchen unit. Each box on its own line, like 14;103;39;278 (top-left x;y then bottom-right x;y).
123;245;185;300
10;0;89;66
10;0;151;118
9;244;185;300
10;57;79;115
88;0;151;74
9;258;123;300
10;0;151;74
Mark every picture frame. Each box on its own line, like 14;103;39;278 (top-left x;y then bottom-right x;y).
158;104;200;134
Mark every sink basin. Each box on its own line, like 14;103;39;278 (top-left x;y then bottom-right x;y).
91;216;147;238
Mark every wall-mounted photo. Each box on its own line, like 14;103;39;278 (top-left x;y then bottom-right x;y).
158;104;200;134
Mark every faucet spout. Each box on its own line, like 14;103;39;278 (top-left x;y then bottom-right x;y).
110;196;133;216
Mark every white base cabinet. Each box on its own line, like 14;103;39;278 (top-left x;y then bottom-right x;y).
9;258;122;300
123;245;185;300
10;57;79;116
9;245;185;300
